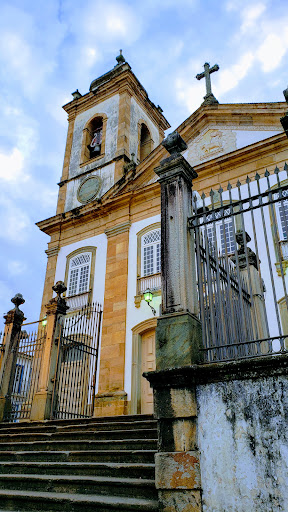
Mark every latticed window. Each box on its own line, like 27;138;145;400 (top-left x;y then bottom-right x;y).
204;213;236;255
142;229;161;276
67;253;91;296
276;190;288;240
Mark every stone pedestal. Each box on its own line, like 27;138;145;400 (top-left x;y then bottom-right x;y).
0;294;25;422
145;368;202;512
30;282;68;421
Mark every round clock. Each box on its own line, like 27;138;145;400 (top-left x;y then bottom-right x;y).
77;176;102;204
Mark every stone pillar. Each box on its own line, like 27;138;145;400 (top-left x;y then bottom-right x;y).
154;132;202;370
30;281;68;421
0;294;25;421
94;221;130;417
147;132;203;511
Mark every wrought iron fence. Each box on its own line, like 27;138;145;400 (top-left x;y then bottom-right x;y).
189;164;288;362
51;302;102;419
3;323;46;422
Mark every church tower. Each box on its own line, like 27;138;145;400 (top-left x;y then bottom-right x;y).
38;53;170;416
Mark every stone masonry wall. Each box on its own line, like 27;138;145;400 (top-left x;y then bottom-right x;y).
197;376;288;512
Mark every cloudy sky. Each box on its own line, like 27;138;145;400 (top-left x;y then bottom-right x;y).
0;0;288;327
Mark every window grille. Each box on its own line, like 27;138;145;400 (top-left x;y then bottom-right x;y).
203;215;235;255
67;252;91;297
142;229;161;276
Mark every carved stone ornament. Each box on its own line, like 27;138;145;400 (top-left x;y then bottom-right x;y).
52;281;67;299
77;175;102;204
161;131;188;156
11;293;25;308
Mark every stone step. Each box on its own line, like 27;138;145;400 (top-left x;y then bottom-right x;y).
0;461;155;479
0;490;159;512
0;475;157;500
0;415;155;432
0;428;157;443
0;438;157;453
0;449;156;464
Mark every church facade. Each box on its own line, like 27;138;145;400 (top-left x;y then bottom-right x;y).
37;53;288;417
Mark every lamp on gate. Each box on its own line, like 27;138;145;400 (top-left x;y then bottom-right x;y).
144;289;156;316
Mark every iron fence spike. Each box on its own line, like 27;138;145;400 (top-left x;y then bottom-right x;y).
264;169;270;177
255;172;260;181
246;176;251;184
274;166;280;174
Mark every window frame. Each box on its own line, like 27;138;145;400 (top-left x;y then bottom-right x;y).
64;246;96;303
134;223;161;308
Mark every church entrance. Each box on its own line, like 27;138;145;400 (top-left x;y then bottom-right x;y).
141;328;156;414
131;319;157;415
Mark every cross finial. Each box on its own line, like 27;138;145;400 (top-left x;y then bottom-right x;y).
196;62;219;106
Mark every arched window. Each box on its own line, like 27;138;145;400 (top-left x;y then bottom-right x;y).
81;115;107;164
67;252;92;297
139;123;152;161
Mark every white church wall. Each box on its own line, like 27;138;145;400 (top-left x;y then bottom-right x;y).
65;162;115;212
129;97;160;159
54;233;108;392
124;214;161;400
68;94;120;179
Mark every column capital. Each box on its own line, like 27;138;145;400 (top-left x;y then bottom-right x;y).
155;154;198;186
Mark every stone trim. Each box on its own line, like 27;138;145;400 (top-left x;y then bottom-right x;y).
105;221;131;238
45;247;59;258
144;353;288;388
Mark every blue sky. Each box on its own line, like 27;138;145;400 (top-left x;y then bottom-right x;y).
0;0;288;327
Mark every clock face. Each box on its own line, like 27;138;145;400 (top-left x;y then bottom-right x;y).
77;176;102;204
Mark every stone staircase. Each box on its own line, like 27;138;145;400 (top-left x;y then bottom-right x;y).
0;414;159;511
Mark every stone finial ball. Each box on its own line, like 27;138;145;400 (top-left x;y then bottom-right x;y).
161;131;187;155
11;293;25;307
52;281;67;297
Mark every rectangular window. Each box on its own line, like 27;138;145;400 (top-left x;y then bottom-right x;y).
142;229;161;277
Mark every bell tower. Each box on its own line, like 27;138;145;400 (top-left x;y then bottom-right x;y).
56;51;170;216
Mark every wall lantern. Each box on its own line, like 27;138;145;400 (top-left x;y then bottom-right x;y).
41;315;47;327
144;289;156;316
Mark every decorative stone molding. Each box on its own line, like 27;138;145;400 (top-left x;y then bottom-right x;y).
105;221;131;238
45;247;59;258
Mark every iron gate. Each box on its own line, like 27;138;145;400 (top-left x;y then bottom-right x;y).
51;302;102;419
2;323;46;422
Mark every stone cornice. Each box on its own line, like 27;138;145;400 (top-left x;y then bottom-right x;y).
63;67;170;131
144;353;288;388
105;221;131;238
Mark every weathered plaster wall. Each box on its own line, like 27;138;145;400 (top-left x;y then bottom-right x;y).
65;162;115;212
197;376;288;511
129;97;160;159
184;126;281;167
68;94;119;179
124;214;161;399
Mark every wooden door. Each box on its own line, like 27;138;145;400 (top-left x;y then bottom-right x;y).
141;329;156;414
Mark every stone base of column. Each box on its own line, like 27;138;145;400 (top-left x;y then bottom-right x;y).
0;396;7;422
158;490;202;512
94;390;128;417
156;312;203;370
30;391;53;421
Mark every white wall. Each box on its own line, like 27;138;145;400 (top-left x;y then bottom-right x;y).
54;233;108;392
124;214;161;400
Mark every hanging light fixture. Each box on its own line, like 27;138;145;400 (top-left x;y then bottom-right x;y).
143;289;156;316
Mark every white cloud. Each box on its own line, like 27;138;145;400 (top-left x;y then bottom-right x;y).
0;197;31;243
215;52;254;97
256;31;288;72
0;148;26;183
240;3;266;32
7;261;27;276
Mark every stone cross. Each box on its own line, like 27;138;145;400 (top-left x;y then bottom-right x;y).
196;62;219;105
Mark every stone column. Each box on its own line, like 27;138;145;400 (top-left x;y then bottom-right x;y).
154;131;202;369
147;132;203;512
94;221;130;417
30;282;68;421
0;294;26;421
